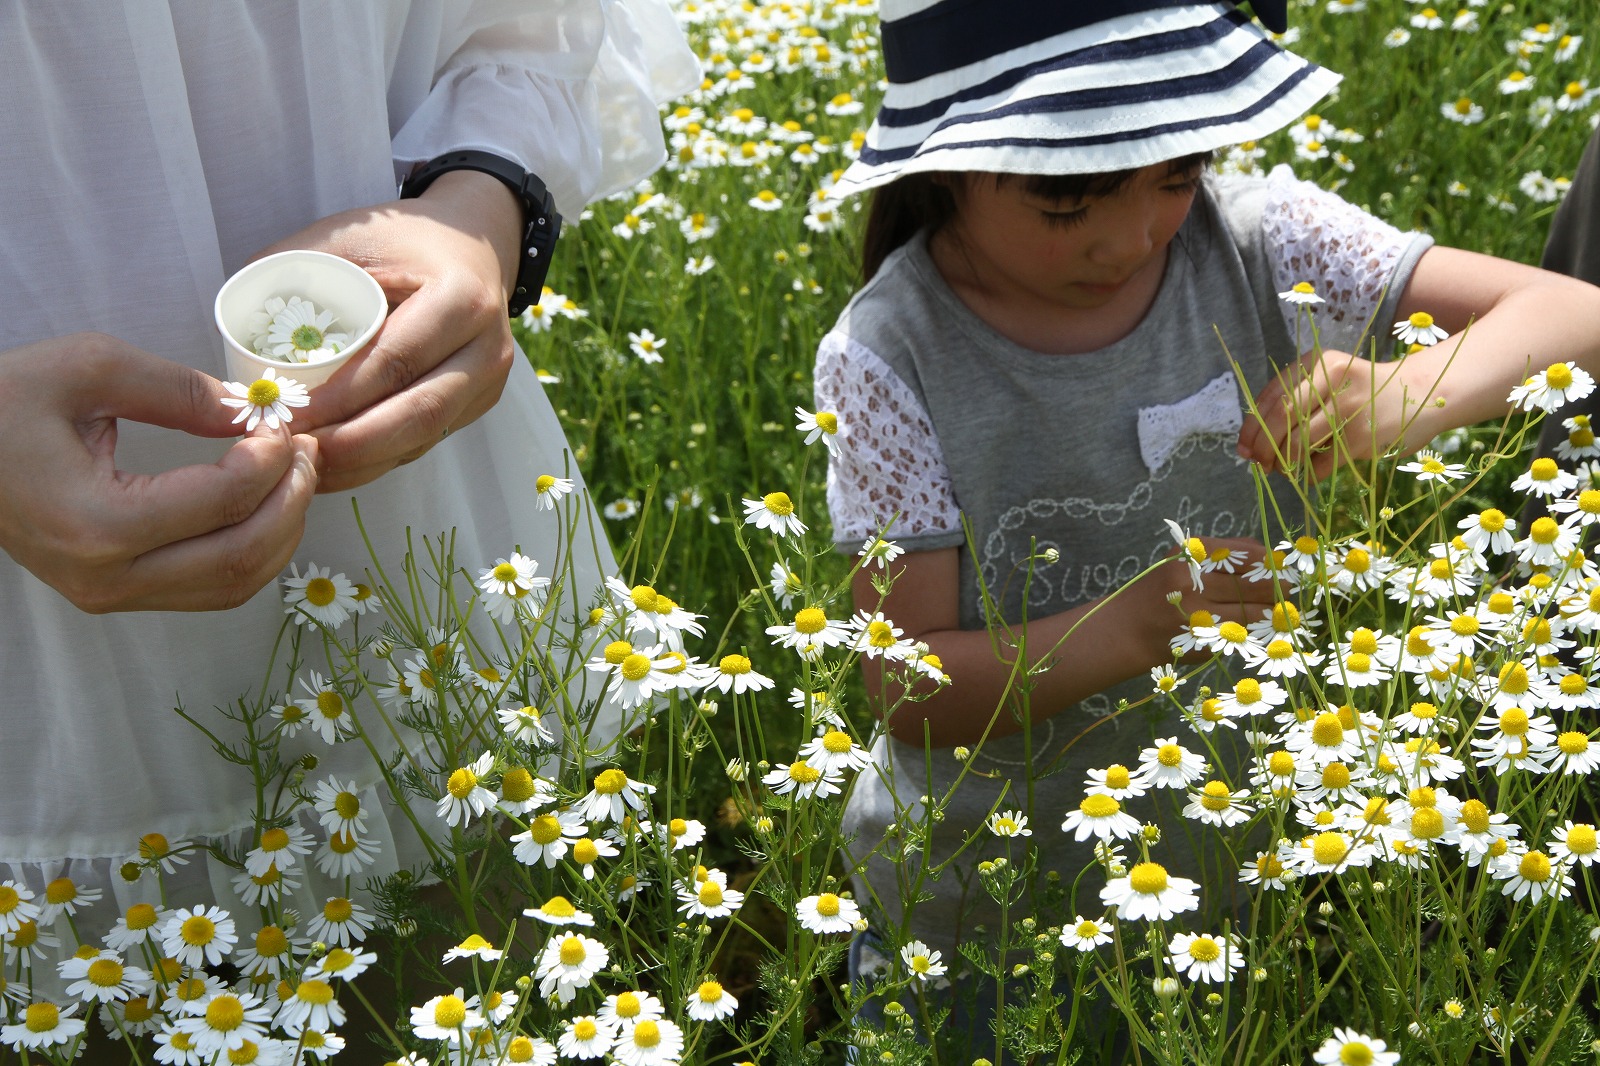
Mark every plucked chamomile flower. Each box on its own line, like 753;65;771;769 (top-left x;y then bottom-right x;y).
220;367;310;431
795;892;862;934
1313;1029;1399;1066
436;752;497;828
1167;931;1245;984
281;563;358;628
1062;794;1142;842
1510;362;1597;412
794;407;842;455
742;492;807;537
1278;281;1325;305
1061;915;1114;950
1100;862;1201;920
257;295;349;362
687;980;739;1021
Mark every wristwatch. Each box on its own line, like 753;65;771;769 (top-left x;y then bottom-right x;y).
399;149;563;317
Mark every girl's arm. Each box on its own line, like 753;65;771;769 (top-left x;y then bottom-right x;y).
1242;247;1600;478
855;539;1277;748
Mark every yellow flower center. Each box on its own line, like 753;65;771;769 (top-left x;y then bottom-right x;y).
1268;751;1295;776
316;691;343;719
719;654;753;675
323;898;352;923
558;937;587;967
1531;459;1559;483
1567;825;1598;855
543;896;579;919
822;730;853;754
1157;743;1184;767
447;768;479;799
206;994;246;1032
1561;674;1589;696
246;379;281;407
529;814;563;845
1311;713;1345;747
1256;853;1285;879
762;492;795;515
1547;363;1575;389
1200;781;1234;811
1218;622;1248;644
535;474;557;494
1322;763;1351;789
501;768;535;803
795;608;827;634
1411;808;1445;840
297;979;335;1006
574;838;600;865
604;640;634;665
1080;794;1121;818
614;992;642;1018
125;902;159;930
1531;517;1560;544
1558;731;1590;755
1128;862;1169;895
255;926;289;957
815;892;842;917
788;761;822;784
1188;936;1221;962
434;994;468;1027
1459;800;1490;833
1450;614;1480;636
867;621;897;647
1267;639;1294;660
620;653;653;682
1478;508;1506;532
181;914;216;946
632;1021;662;1048
1188;609;1216;628
574;1019;599;1040
816;412;838;434
24;1003;60;1033
1312;832;1349;865
1105;765;1132;789
1235;678;1262;704
87;958;124;987
594;768;628;795
1519;851;1552;882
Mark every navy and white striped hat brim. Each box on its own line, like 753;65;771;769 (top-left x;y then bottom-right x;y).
831;3;1339;198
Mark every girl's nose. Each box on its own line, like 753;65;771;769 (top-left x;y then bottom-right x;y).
1089;211;1156;268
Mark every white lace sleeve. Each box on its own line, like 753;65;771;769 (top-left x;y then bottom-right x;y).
814;331;962;546
1262;164;1428;355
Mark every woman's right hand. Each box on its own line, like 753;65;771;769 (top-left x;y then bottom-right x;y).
0;332;319;612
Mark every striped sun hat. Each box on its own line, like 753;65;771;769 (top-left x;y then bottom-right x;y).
830;0;1340;198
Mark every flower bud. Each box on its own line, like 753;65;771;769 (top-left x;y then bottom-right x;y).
1152;977;1182;1001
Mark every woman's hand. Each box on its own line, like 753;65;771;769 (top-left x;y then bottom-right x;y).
256;170;524;492
1240;348;1426;481
0;332;319;612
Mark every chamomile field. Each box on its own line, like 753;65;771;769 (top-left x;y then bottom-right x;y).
6;2;1600;1065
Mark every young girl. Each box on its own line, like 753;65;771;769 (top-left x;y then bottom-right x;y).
816;0;1600;992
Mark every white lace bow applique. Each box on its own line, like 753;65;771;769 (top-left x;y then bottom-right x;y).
1136;371;1244;475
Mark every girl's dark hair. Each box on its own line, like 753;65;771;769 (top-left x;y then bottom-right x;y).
858;152;1214;282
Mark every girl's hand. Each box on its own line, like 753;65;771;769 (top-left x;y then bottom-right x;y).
0;332;319;612
1132;536;1279;659
1240;347;1428;480
253;170;524;493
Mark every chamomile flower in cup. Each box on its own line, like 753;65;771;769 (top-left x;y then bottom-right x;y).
214;249;387;389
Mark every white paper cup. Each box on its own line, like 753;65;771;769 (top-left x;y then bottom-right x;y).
215;249;387;389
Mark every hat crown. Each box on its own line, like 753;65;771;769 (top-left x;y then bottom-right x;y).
881;0;1287;82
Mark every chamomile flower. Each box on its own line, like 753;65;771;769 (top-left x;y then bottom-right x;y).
1491;847;1573;902
103;902;165;953
161;905;237;968
559;1016;615;1059
769;562;804;608
798;729;871;774
304;897;374;948
411;990;484;1043
699;653;775;695
1139;737;1208;788
1085;763;1150;800
1313;1030;1399;1066
987;809;1032;838
1398;450;1468;482
742;492;807;536
795;892;861;934
57;951;150;1005
1061;915;1114;950
304;947;377;983
1278;281;1325;305
613;1018;685;1066
848;610;916;660
274;980;345;1037
1100;862;1200;921
676;873;745;919
498;704;555;746
1167;931;1244;983
296;670;355;743
763;759;845;800
1549;730;1600;775
1510;362;1597;412
3;1002;87;1053
1163;519;1206;591
1239;850;1292;890
1458;508;1517;555
0;882;40;936
859;536;905;569
794;407;842;455
536;934;610;1004
767;608;851;655
220;368;310;431
1441;95;1485;123
282;563;357;628
628;330;668;364
1061;793;1143;842
1511;459;1578;499
1182;781;1255;827
243;823;314;877
579;768;656;823
436;752;497;828
511;809;587;867
687;979;739;1021
1549;822;1600;866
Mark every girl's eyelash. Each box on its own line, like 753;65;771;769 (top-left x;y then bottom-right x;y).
1040;208;1088;229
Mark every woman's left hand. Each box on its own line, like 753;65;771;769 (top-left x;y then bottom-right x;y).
253;170;523;492
1240;347;1428;481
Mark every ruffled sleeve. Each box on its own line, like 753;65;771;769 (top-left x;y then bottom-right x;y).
1260;163;1435;356
815;331;964;550
389;0;701;216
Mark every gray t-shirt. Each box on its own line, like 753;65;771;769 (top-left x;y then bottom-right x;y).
816;173;1432;954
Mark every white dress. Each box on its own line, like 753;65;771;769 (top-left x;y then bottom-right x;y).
0;2;697;929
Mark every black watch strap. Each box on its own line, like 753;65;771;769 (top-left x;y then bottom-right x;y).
399;150;562;317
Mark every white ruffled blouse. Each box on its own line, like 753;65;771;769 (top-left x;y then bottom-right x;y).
0;0;697;934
